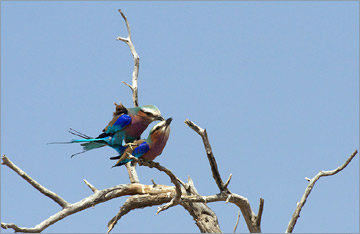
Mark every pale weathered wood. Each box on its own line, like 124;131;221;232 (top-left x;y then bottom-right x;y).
1;155;70;209
117;9;139;108
116;9;140;184
2;9;358;234
184;119;263;233
1;155;175;233
180;176;222;233
285;149;358;233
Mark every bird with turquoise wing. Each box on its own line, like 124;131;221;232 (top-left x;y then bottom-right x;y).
110;117;172;167
52;103;164;157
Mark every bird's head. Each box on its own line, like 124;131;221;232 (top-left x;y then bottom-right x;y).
149;117;172;141
139;105;164;122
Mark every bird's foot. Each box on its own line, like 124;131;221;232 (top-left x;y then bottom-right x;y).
124;142;138;150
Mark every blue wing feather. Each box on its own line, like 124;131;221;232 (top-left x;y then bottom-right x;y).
112;142;149;167
133;142;150;157
105;114;131;134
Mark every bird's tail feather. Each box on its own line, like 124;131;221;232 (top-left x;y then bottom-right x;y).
49;128;108;155
80;141;107;151
68;128;108;151
69;128;93;139
112;158;131;167
71;150;87;158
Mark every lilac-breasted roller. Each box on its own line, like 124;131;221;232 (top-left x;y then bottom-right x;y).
110;117;172;167
53;103;164;157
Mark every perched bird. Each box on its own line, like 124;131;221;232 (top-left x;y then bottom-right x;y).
52;103;164;157
104;103;164;143
110;117;172;167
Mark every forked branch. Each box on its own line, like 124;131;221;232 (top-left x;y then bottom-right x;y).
107;155;183;232
184;119;227;192
107;194;172;233
2;9;358;234
184;119;263;233
1;154;178;233
126;155;183;214
1;155;70;209
116;9;140;184
117;9;139;107
285;149;358;233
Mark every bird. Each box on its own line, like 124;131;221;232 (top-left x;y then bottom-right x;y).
51;103;164;157
110;117;172;167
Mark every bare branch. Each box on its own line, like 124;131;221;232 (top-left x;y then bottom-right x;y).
118;9;132;41
116;9;140;183
1;155;70;209
180;176;222;233
233;210;241;233
2;154;177;233
124;161;139;184
3;7;357;232
285;149;358;233
1;223;37;233
83;179;98;193
106;155;183;232
256;198;264;227
184;119;226;192
180;192;261;233
226;194;232;203
224;173;233;189
183;119;263;233
128;155;182;214
107;194;172;233
108;176;223;233
176;177;188;189
117;9;139;107
2;179;174;232
121;81;133;90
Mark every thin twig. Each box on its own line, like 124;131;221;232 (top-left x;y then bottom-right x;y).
224;173;233;189
83;179;98;193
184;119;262;233
233;210;241;233
285;149;358;233
184;119;226;192
1;155;70;209
1;154;175;233
117;9;139;107
1;223;35;233
121;81;133;89
256;198;264;227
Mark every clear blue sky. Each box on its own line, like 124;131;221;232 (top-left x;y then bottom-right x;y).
1;1;359;233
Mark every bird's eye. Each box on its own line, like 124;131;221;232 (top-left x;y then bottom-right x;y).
142;110;154;117
151;124;164;134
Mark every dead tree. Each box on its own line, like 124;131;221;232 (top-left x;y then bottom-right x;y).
1;10;358;233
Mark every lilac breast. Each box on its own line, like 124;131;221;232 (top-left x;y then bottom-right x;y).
124;115;151;142
142;132;170;161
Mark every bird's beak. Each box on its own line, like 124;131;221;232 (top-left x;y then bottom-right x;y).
165;117;173;126
157;116;165;121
